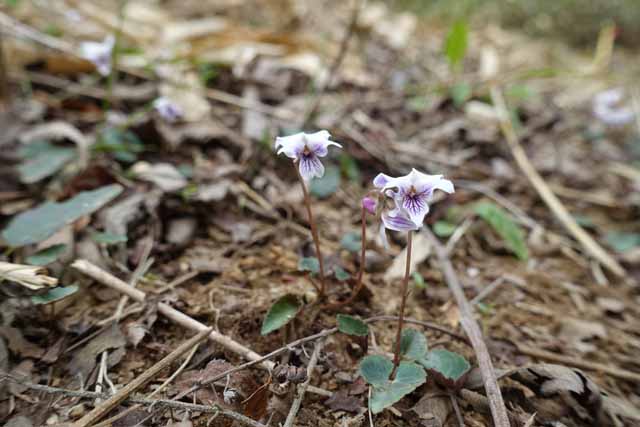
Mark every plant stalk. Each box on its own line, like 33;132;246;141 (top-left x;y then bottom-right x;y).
294;164;326;297
391;230;413;378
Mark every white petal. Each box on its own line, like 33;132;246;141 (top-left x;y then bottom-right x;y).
275;132;306;159
298;154;325;180
373;173;393;188
382;208;420;232
401;192;430;227
306;130;342;157
378;222;389;249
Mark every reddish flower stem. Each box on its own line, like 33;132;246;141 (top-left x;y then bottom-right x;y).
294;164;326;297
391;230;413;378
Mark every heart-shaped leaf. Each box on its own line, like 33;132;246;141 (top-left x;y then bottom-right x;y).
337;314;369;336
260;294;301;335
333;266;350;281
31;284;78;305
25;244;67;266
309;165;340;198
298;257;320;274
400;328;428;361
2;185;123;247
18;142;75;184
360;355;426;414
419;349;471;390
340;232;361;253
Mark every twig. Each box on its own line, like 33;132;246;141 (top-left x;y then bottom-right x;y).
515;343;640;383
490;86;625;278
282;339;324;427
450;393;465;427
303;0;361;125
391;231;412;378
2;375;265;427
425;229;510;427
71;259;274;370
73;328;211;427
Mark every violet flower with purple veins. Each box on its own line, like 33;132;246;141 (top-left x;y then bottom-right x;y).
153;97;183;123
274;131;342;181
592;88;635;126
79;35;115;76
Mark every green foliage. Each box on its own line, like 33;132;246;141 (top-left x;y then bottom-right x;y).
418;349;471;390
310;165;341;198
1;185;123;247
412;271;426;290
261;294;301;335
333;266;350;281
400;328;428;361
17;141;75;184
605;232;640;253
93;127;144;163
433;220;457;237
31;284;78;305
444;20;468;70
25;244;67;266
340;232;362;253
91;232;128;245
337;314;369;336
298;257;320;274
474;201;529;260
450;82;472;107
360;355;427;414
339;154;361;182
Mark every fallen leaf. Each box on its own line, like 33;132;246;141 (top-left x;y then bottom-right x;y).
325;389;363;413
131;162;187;192
68;325;126;379
384;232;431;281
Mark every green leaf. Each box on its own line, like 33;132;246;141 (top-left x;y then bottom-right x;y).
475;202;529;260
412;271;426;290
400;328;428;361
433;221;457;237
419;349;471;390
18;142;75;184
444;19;468;70
309;165;340;198
337;314;369;336
25;244;67;266
2;185;124;247
359;355;393;388
31;284;78;305
91;232;128;245
334;266;350;281
339;154;360;182
260;294;301;335
360;356;426;414
340;232;362;253
605;232;640;253
298;257;320;274
450;83;472;107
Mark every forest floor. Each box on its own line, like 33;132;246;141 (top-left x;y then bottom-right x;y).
1;1;640;426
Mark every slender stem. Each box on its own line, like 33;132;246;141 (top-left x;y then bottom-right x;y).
391;231;413;377
294;164;326;297
105;0;127;110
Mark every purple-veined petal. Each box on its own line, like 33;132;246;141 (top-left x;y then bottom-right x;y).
592;88;635;126
298;153;325;180
381;209;419;232
153;97;183;122
400;189;430;227
275;133;306;159
80;35;115;76
373;173;394;188
306;130;342;157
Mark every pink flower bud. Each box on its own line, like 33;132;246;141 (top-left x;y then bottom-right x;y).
362;196;377;215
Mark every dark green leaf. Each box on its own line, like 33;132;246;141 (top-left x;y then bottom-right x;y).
337;314;369;336
361;357;426;414
91;232;128;245
433;221;457;237
309;165;340;198
2;185;123;247
444;20;468;69
334;266;350;281
298;257;320;274
260;294;301;335
400;328;428;361
31;284;78;305
340;232;362;253
475;202;528;260
419;349;470;390
25;244;67;266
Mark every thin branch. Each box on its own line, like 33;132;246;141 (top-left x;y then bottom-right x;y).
282;339;324;427
71;259;274;370
490;86;625;278
425;229;510;427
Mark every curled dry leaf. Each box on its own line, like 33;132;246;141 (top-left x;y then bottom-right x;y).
0;262;58;291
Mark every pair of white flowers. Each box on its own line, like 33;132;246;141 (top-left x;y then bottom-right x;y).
275;131;454;240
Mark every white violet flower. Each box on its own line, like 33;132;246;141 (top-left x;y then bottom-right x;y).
79;35;115;76
274;131;342;181
592;88;635;126
153;97;183;122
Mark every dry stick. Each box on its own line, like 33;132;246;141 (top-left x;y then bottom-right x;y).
489;87;625;278
303;0;361;126
2;376;265;427
450;393;465;427
391;231;412;378
74;328;211;427
294;165;327;297
71;259;274;371
425;229;510;427
515;343;640;383
282;339;324;427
